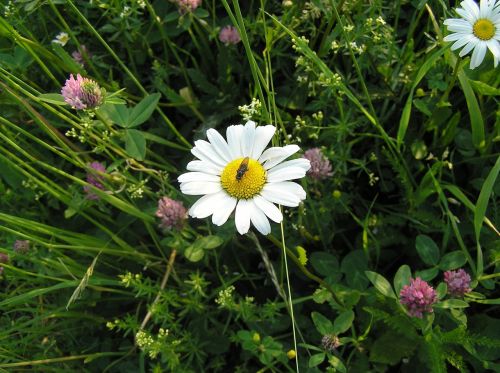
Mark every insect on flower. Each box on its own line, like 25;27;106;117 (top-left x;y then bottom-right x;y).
236;157;250;181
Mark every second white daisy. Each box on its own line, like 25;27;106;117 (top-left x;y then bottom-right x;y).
444;0;500;69
178;121;310;235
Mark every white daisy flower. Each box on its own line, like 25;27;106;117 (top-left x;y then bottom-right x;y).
178;121;310;235
443;0;500;69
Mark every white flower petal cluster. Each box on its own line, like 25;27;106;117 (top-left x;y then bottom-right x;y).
444;0;500;69
178;121;310;235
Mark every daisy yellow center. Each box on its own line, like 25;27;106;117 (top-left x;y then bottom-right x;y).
473;19;495;41
220;158;266;199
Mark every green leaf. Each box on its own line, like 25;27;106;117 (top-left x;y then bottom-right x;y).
38;93;67;105
184;244;205;262
328;356;346;372
51;43;83;72
107;104;130;127
458;69;485;150
197;235;224;249
310;252;339;276
311;312;334;335
415;235;440;266
105;96;126;105
415;267;439;281
436;282;447;300
341;250;369;290
128;93;161;128
125;129;146;160
434;299;469;309
393;264;411;294
439;251;467;270
474;156;500;243
365;271;396;299
470;80;500;96
187;68;219;95
470;298;500;305
397;46;448;147
370;331;418;365
309;353;326;368
333;310;354;334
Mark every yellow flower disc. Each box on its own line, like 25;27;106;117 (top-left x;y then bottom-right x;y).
220;158;266;199
473;19;495;40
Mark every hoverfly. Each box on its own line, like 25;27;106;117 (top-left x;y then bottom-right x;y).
235;157;250;181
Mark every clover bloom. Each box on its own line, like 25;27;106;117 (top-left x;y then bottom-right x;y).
13;240;30;254
61;74;103;110
444;0;500;69
156;197;187;231
83;162;106;200
321;334;341;352
177;0;201;13
178;121;310;235
444;269;472;297
399;277;437;318
219;26;241;45
72;45;90;66
0;252;8;275
303;148;333;180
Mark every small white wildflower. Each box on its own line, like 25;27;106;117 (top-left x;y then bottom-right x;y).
52;32;69;46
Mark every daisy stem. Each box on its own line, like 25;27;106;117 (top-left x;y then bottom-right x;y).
267;235;344;308
279;221;299;373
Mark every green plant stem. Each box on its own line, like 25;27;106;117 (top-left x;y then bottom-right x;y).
138;249;177;331
266;235;344;308
279;219;299;372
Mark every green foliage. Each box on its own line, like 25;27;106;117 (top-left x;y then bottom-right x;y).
0;0;498;371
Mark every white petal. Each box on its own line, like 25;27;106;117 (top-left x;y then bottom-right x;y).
241;121;256;157
212;193;237;226
178;172;220;183
249;200;271;235
281;181;307;199
470;41;487;68
260;145;300;170
189;191;227;218
180;181;222;195
462;0;480;21
444;32;468;42
480;0;489;18
251;125;276;159
261;182;307;207
450;34;475;50
486;39;500;59
260;188;301;207
445;18;473;32
235;199;251;234
192;140;227;168
267;166;307;182
226;125;244;159
186;160;222;175
269;158;311;173
459;39;478;56
253;195;283;223
207;128;233;163
264;181;307;200
456;8;475;23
